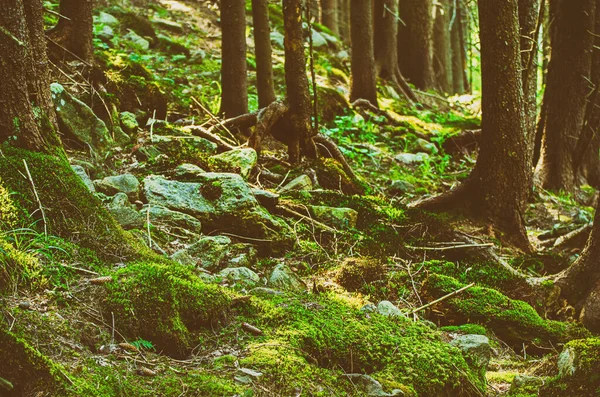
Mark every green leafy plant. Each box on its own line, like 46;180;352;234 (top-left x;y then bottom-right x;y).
130;338;156;351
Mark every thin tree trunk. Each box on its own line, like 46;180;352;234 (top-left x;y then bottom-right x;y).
46;0;94;62
338;0;351;44
534;0;595;192
519;0;541;173
321;0;338;35
252;0;277;108
433;0;453;93
283;0;317;163
220;0;248;118
350;0;378;106
374;0;398;80
450;1;465;94
397;0;435;90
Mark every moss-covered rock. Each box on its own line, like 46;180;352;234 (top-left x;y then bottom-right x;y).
105;262;232;356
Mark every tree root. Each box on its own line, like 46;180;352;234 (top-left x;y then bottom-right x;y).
442;129;481;155
184;125;236;152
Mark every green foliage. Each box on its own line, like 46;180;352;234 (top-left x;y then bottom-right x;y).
130;338;155;351
440;324;488;335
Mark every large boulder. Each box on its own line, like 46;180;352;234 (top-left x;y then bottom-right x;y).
50;83;113;153
142;174;293;253
142;204;202;234
171;235;256;271
267;263;306;292
208;148;257;180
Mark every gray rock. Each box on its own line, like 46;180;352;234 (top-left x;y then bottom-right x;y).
96;25;115;41
172;235;254;270
394;152;429;165
360;303;377;313
251;287;284;296
336;50;350;61
309;206;358;229
377;301;405;317
278;175;313;194
345;374;404;397
511;374;543;390
142;174;293;253
94;174;140;201
251;188;279;209
190;49;206;64
270;31;285;48
96;12;119;27
311;30;328;48
108;193;144;229
389;180;415;194
237;368;263;378
414;138;438;154
50;83;113;153
71;165;95;192
558;344;577;377
119;111;138;134
267;263;306;292
321;32;339;46
143;204;202;233
152;134;218;155
208;148;257;180
124;30;150;50
218;267;260;285
450;334;491;372
152;18;184;33
174;163;206;180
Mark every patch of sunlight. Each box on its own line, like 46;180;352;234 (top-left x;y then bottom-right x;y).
159;0;193;13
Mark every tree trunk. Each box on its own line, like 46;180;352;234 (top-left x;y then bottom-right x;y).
220;0;249;118
417;0;531;251
397;0;435;90
519;0;541;173
555;205;600;332
0;0;60;153
283;0;317;163
338;0;351;44
321;0;338;35
46;0;94;62
450;1;465;94
433;0;453;93
374;0;398;80
252;0;277;108
534;0;595;192
350;0;378;106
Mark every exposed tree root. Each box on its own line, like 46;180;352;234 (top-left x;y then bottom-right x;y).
248;101;289;155
442;129;481;155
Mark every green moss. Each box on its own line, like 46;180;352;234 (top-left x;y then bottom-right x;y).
335;257;386;292
422;260;520;293
0;177;18;231
441;324;488;336
0;146;154;262
424;274;589;346
541;338;600;397
0;235;45;291
105;262;232;356
314;158;368;195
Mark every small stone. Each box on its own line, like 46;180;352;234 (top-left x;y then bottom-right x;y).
270;31;285;48
251;287;284;296
96;25;115;41
119;111;139;134
345;374;403;396
18;301;31;310
450;334;491;372
394;152;429;165
151;18;184;33
251;188;279;209
124;30;150;50
311;29;328;48
267;263;306;292
238;368;263;378
94;174;140;201
190;49;206;64
219;267;260;285
96;12;119;27
377;301;405;317
360;303;377;313
389;180;415;195
309;206;358;229
414;138;438;154
71;165;96;192
208;148;258;180
174;163;206;180
278;174;313;194
108;193;144;229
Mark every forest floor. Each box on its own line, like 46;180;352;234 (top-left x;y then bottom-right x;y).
1;0;599;396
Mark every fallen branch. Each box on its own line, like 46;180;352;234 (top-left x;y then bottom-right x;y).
406;243;494;251
23;160;47;237
409;282;475;315
185;125;236;152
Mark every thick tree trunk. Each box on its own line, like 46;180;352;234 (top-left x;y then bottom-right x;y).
252;0;277;108
283;0;317;163
534;0;595;192
450;1;465;95
397;0;435;90
417;0;531;251
433;0;453;93
321;0;338;35
220;0;249;118
338;0;351;44
46;0;94;62
555;206;600;332
0;0;60;153
350;0;378;106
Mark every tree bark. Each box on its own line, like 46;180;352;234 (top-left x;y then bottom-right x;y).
337;0;351;44
46;0;94;63
433;0;453;93
416;0;532;251
350;0;378;106
397;0;435;90
283;0;317;163
252;0;277;108
534;0;595;192
0;0;60;153
374;0;398;80
321;0;338;35
555;205;600;332
220;0;249;118
519;0;541;174
450;1;465;94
